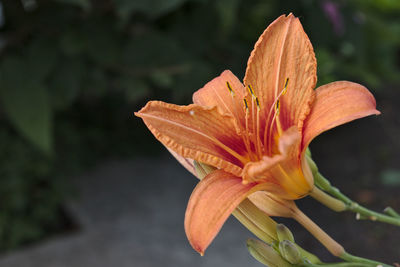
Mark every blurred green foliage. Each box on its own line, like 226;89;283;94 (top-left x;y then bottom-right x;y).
0;0;399;251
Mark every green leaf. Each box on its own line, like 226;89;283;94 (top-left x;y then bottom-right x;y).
84;23;121;66
117;76;150;102
114;0;188;20
82;68;107;98
59;29;87;56
150;71;174;88
54;0;91;10
381;169;400;186
123;32;186;70
0;56;53;154
27;37;59;82
48;57;85;110
215;0;240;37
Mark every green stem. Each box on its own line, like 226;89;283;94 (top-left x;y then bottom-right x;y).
291;206;391;267
300;261;373;267
340;252;392;267
383;207;400;218
314;172;400;226
300;253;392;267
310;187;346;212
350;203;400;226
291;206;345;257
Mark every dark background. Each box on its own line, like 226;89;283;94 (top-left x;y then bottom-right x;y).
0;0;399;264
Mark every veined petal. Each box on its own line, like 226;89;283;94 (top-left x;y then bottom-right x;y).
244;14;316;131
184;170;271;255
302;81;380;150
136;101;248;176
193;70;246;122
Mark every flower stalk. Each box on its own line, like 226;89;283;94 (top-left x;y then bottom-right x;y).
306;153;400;226
290;206;345;257
309;186;346;212
313;168;400;226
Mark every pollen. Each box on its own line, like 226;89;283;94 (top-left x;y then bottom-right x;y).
189;110;195;116
275;99;280;116
247;84;255;97
226;81;235;96
282;78;289;95
255;97;260;110
243;98;249;112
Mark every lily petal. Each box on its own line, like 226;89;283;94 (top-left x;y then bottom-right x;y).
184;169;270;255
302;81;380;150
244;14;316;131
135;101;247;176
193;70;246;121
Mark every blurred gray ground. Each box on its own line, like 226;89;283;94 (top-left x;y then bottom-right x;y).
0;148;398;266
0;156;267;267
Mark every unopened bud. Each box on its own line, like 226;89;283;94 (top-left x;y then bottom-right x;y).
232;199;277;244
246;239;291;267
314;172;332;191
194;161;216;180
279;240;302;264
305;147;312;157
276;224;295;243
305;154;318;175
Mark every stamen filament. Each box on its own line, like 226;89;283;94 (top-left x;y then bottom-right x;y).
256;103;262;158
243;99;256;161
242;98;255;161
264;78;289;154
247;84;263;160
275;100;283;136
226;81;253;162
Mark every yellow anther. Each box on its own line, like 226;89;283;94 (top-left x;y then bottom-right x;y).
255;97;260;110
282;78;289;96
243;98;249;112
247;84;255;97
226;81;235;96
275;99;280;116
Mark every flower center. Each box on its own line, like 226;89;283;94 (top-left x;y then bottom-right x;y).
225;78;290;164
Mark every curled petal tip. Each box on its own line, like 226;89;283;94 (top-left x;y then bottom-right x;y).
302;81;381;149
185;170;268;255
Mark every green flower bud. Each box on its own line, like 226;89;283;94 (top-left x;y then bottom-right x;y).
247;239;292;267
279;240;302;264
305;154;318;175
276;224;295;243
305;147;312;157
314;172;332;191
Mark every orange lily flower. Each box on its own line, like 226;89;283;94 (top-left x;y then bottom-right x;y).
135;14;379;255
